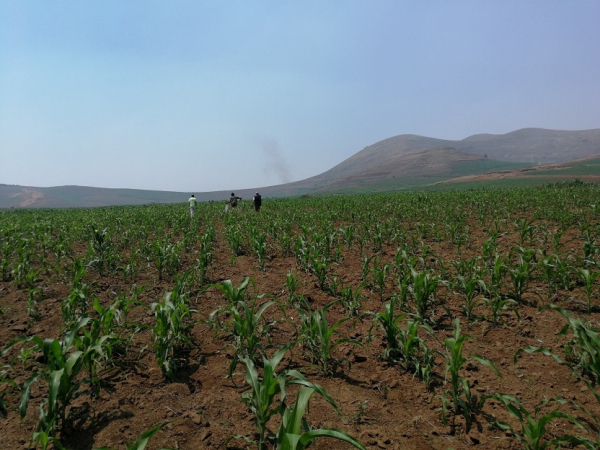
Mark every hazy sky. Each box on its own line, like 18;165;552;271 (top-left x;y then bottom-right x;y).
1;1;599;192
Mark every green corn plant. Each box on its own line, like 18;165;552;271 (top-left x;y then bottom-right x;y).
408;268;441;325
95;421;172;450
277;229;293;256
368;294;435;387
1;255;10;282
371;257;390;301
340;224;355;247
327;275;342;296
488;254;507;299
218;276;250;305
370;222;384;252
3;318;105;450
195;231;214;284
293;236;310;271
285;270;302;306
225;223;245;257
238;347;365;450
454;274;486;325
0;364;16;414
27;285;42;321
13;259;31;290
88;227;117;276
582;232;599;266
393;249;423;281
81;296;135;377
481;235;499;266
578;268;599;313
486;394;594;450
339;283;364;318
550;226;569;253
210;279;275;378
250;226;268;270
298;301;361;376
275;386;366;450
61;265;91;326
24;267;41;290
163;241;182;277
539;252;575;294
507;255;535;304
514;217;536;246
120;251;140;283
437;318;500;433
151;291;195;381
515;306;600;392
361;254;375;287
309;254;330;291
539;253;561;300
152;240;181;281
483;295;519;327
452;256;481;279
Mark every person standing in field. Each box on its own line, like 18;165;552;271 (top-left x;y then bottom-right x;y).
253;192;262;212
227;192;242;211
188;194;197;217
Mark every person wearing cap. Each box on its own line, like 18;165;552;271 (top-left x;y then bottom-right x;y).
253;192;262;212
188;194;197;217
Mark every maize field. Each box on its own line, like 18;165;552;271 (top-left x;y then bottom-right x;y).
1;181;600;449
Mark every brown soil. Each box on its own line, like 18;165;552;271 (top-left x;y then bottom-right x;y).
1;212;599;450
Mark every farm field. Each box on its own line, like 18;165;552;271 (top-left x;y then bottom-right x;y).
2;182;600;449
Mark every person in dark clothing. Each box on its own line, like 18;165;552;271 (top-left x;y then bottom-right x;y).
253;192;262;212
227;192;242;210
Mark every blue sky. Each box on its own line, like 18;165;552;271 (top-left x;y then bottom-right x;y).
1;1;599;192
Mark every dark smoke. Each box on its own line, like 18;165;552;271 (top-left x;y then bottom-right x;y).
261;138;293;184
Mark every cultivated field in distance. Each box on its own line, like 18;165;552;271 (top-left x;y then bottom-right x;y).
2;181;600;449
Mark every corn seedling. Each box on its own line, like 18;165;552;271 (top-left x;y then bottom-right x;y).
371;257;390;301
368;294;435;387
508;255;535;304
0;365;16;414
285;270;302;306
238;346;365;450
408;268;441;325
151;291;195;381
486;394;594;450
483;295;519;327
339;283;364;318
437;318;500;433
95;421;172;450
298;301;361;376
27;285;42;321
578;268;599;313
515;305;600;392
3;318;106;449
275;386;366;450
309;254;330;291
454;274;486;325
210;278;276;378
61;265;91;326
88;227;118;276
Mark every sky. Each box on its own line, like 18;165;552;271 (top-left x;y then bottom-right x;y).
1;1;599;193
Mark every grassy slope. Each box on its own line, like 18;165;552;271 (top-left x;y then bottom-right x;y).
315;159;532;194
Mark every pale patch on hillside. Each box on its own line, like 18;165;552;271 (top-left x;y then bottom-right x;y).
438;156;600;185
12;188;45;207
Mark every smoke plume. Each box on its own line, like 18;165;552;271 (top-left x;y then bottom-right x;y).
261;138;293;184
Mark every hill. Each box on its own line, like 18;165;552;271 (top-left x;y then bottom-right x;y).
2;127;599;208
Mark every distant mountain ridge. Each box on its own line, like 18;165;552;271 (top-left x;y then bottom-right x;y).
2;127;599;208
321;127;600;182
